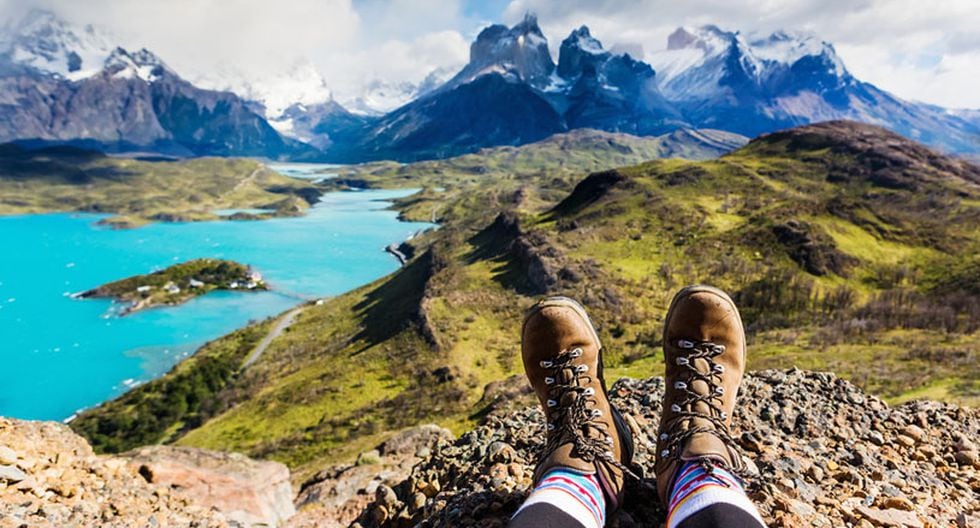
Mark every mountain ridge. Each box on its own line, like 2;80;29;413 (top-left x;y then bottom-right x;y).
314;18;980;162
0;10;317;159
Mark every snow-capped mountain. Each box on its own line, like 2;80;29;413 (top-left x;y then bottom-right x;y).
0;9;114;81
555;26;682;135
339;66;456;116
320;18;685;162
193;60;333;120
650;26;849;101
646;25;979;153
0;10;316;158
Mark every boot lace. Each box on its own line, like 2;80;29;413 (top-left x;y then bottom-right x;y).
659;339;751;481
539;347;640;480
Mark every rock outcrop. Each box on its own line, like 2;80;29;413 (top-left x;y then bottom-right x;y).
0;418;292;527
287;425;453;528
354;369;980;527
121;446;295;527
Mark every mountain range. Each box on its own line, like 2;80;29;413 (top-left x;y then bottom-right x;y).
0;11;977;162
315;15;979;161
0;10;316;158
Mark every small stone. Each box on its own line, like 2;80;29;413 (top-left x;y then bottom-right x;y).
895;435;915;448
868;432;885;446
901;425;925;442
410;492;426;511
957;512;980;528
0;446;18;466
487;442;516;464
420;479;441;498
953;450;977;467
954;436;977;453
807;465;825;482
0;464;27;483
826;460;840;471
882;497;914;511
376;484;398;507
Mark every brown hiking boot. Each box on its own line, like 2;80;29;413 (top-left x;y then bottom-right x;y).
654;285;748;504
522;296;635;513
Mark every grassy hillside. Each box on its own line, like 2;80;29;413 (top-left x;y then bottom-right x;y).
72;121;980;482
0;144;320;227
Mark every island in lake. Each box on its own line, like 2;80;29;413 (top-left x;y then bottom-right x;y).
79;259;268;315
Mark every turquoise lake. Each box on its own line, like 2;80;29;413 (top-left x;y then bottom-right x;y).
0;186;432;421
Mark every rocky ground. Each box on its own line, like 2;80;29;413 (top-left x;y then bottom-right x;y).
2;369;978;527
353;369;980;528
0;418;292;527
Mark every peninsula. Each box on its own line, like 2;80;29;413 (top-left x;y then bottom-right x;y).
79;259;267;315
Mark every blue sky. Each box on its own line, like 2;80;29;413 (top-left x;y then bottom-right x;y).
2;0;979;109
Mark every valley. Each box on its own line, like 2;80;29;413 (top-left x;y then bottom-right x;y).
71;121;980;486
1;6;978;526
0;145;320;227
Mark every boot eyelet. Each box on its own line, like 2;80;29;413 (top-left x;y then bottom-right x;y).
540;360;553;368
591;409;603;418
720;411;728;419
671;404;682;413
713;364;725;373
604;450;614;458
544;377;555;385
659;433;668;441
605;437;614;445
660;449;670;457
575;365;589;374
715;386;725;395
547;399;557;408
713;344;726;354
570;348;583;358
674;381;687;390
678;339;695;349
547;423;555;431
676;357;689;366
583;388;595;396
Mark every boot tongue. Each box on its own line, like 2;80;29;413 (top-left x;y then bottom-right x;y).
679;424;734;466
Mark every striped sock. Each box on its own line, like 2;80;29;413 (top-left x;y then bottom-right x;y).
667;461;765;528
512;468;606;528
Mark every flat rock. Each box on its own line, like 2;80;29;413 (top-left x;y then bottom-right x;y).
0;464;26;483
122;445;295;527
856;505;924;528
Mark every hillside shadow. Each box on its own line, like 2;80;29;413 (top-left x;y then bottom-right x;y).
464;213;541;295
350;250;436;353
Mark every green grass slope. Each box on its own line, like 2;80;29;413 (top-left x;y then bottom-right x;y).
72;121;980;481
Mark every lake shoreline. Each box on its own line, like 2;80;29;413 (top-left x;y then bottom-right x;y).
0;180;434;421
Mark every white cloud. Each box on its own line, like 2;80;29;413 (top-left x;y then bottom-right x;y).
501;0;980;108
0;0;471;105
0;0;977;110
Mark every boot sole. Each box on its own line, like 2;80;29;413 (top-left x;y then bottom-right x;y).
523;296;635;468
663;284;746;363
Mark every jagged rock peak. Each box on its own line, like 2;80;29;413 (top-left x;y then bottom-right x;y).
556;25;611;78
453;12;554;87
102;47;171;82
